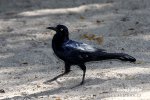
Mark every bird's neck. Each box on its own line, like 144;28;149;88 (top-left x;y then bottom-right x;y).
52;33;69;49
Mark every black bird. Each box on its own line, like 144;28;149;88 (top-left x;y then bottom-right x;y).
46;24;136;85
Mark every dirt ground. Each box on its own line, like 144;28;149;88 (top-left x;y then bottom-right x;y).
0;0;150;100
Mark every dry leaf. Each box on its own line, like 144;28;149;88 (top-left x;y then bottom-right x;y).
95;36;104;44
80;16;85;20
56;97;61;100
135;61;145;64
125;75;135;80
80;34;103;44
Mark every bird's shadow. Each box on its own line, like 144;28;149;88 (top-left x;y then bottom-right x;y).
44;77;106;88
3;78;106;100
43;73;66;84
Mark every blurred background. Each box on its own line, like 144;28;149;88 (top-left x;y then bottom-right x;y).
0;0;150;99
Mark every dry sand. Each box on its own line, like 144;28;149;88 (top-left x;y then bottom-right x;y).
0;0;150;100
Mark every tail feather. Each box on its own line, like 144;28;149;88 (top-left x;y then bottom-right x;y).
92;52;136;62
117;53;136;62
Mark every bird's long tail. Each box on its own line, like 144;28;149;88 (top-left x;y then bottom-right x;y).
92;52;136;62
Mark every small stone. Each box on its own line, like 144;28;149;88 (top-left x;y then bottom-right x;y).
0;89;5;93
110;61;112;64
128;28;134;30
121;48;125;50
135;21;139;25
93;94;96;97
120;17;129;22
96;20;101;24
22;62;28;65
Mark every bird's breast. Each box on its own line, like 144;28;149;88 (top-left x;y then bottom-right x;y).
52;44;67;60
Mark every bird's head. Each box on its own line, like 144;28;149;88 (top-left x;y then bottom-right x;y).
47;24;69;34
47;24;69;41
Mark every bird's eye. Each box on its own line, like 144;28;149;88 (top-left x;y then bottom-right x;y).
60;28;63;31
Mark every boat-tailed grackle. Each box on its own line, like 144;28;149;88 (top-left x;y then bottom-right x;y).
46;24;136;85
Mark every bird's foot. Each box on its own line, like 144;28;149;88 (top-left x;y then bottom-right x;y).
44;78;57;84
70;82;84;89
80;81;84;85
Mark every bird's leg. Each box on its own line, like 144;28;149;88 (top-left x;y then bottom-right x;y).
79;64;86;85
44;63;70;83
64;62;71;74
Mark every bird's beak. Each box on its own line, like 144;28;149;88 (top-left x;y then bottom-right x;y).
46;27;56;31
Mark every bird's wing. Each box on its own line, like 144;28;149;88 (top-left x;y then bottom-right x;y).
62;40;106;63
63;40;105;52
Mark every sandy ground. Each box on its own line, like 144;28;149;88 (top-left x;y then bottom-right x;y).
0;0;150;100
